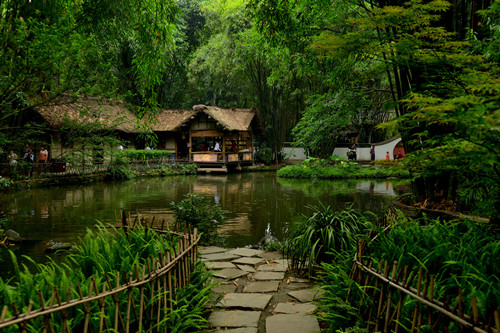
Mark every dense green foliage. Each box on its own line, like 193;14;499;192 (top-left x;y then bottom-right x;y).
285;204;374;274
316;215;500;332
0;225;212;332
171;193;227;246
125;149;174;161
277;158;409;179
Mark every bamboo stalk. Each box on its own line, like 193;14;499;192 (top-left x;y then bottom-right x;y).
138;265;146;333
383;261;398;332
126;272;132;333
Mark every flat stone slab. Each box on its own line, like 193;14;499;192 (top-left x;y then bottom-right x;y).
208;328;258;333
208;310;261;328
217;293;272;310
205;261;237;270
228;248;264;257
213;284;238;295
253;272;285;281
257;263;288;272
266;314;320;333
212;268;249;280
232;257;265;266
288;289;323;303
288;277;310;283
200;246;228;255
243;281;280;293
274;302;316;314
237;265;256;273
202;252;241;262
282;283;310;290
257;251;283;261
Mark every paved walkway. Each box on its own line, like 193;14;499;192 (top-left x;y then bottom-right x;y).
200;247;322;333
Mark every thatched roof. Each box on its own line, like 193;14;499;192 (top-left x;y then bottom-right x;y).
36;97;138;133
36;98;258;134
142;110;195;132
194;105;257;132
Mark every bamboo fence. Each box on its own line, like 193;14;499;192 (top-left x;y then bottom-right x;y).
348;242;499;333
0;212;200;333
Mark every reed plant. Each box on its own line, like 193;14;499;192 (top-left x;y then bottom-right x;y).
284;203;374;274
0;225;212;332
316;214;500;332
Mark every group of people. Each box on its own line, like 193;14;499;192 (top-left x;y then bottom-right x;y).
0;144;49;174
348;144;405;161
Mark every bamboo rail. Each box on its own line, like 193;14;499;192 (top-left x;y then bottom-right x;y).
0;212;200;332
349;242;499;333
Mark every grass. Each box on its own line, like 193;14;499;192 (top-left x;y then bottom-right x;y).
314;213;500;332
0;224;212;332
277;159;409;179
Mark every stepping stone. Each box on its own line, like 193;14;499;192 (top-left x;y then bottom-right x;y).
258;251;283;261
266;314;320;333
282;283;310;290
288;289;323;303
237;265;256;273
243;281;280;293
213;284;238;295
253;272;285;281
205;262;237;270
217;293;272;310
208;310;261;328
273;259;290;266
257;263;288;272
212;268;249;280
202;252;241;262
200;246;228;255
232;257;265;265
228;248;264;257
208;328;258;333
288;277;310;283
274;302;316;314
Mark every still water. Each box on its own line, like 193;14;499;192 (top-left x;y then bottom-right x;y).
0;172;406;275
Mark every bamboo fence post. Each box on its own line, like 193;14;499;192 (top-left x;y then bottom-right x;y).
471;297;479;326
37;289;55;333
167;252;173;317
137;265;146;332
97;282;108;333
411;267;423;332
20;301;33;333
155;259;161;332
126;272;133;333
160;252;168;333
494;310;499;333
383;261;398;332
428;276;434;328
149;258;156;332
375;261;389;332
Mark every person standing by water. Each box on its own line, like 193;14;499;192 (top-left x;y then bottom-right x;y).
370;145;375;161
386;151;390;161
8;150;18;170
37;146;48;172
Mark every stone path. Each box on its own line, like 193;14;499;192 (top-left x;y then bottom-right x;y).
200;246;322;333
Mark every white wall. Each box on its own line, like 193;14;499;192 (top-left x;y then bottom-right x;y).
283;137;403;161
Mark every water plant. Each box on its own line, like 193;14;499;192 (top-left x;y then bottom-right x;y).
171;193;227;246
316;214;500;332
0;225;212;332
284;203;374;274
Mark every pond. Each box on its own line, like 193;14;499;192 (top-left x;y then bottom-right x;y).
0;172;407;277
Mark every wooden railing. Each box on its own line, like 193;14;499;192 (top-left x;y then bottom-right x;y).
348;243;499;333
0;216;200;332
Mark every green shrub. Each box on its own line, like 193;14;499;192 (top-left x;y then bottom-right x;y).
255;147;273;165
125;149;173;161
284;203;374;274
0;177;15;189
277;160;409;179
170;193;227;246
316;215;500;332
0;225;212;332
107;150;134;180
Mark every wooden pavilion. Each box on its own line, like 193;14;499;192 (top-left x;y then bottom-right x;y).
149;105;260;172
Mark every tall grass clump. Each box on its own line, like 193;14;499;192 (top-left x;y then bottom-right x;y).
171;193;227;246
0;225;212;332
316;214;500;332
284;203;375;274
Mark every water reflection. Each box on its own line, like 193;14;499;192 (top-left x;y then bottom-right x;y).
0;173;407;274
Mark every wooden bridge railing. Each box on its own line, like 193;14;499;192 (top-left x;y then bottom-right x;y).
348;243;499;333
0;217;200;333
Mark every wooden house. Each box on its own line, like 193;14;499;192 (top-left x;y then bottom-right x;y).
34;96;139;160
148;105;260;171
